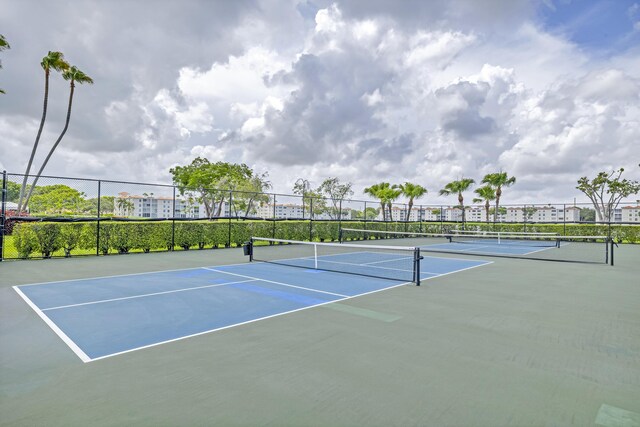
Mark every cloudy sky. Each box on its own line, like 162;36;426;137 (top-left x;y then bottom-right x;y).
1;0;639;205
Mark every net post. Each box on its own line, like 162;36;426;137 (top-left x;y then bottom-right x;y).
249;238;254;262
610;238;614;266
338;227;343;243
414;247;421;286
314;243;318;269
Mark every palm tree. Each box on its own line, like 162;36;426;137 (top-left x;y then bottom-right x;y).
473;185;496;223
382;186;402;221
481;172;516;222
23;66;93;211
0;34;10;94
17;51;70;213
364;182;392;221
394;182;427;221
439;178;475;223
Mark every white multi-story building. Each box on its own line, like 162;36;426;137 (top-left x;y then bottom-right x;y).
621;202;640;223
505;206;581;222
256;203;350;220
115;192;229;218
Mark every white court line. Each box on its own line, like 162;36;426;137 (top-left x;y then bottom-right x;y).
13;286;92;363
42;279;259;311
202;267;349;298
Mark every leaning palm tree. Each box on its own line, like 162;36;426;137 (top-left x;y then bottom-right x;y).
22;66;93;211
364;182;392;221
17;51;70;213
394;182;427;221
481;172;516;222
0;34;10;94
439;178;475;223
473;185;496;223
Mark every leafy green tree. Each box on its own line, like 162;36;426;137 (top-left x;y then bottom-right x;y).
17;51;70;213
473;185;496;223
170;158;254;219
232;172;271;217
0;34;10;94
394;182;427;221
317;177;353;219
580;207;596;222
576;167;640;222
439;178;475;223
481;172;516;223
293;178;312;217
6;180;21;202
28;184;86;215
22;65;94;211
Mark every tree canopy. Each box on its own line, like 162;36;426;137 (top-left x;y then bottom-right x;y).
576;167;640;222
170;157;265;219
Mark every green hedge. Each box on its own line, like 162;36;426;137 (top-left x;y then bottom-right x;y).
4;220;639;259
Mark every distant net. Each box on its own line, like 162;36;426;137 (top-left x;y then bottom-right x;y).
250;237;422;284
340;228;612;265
450;229;560;237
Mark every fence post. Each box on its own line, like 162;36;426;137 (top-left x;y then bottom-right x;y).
563;203;566;236
440;205;444;233
0;171;6;262
363;201;367;230
96;180;101;256
338;199;342;237
272;194;277;239
228;190;232;247
309;197;313;241
171;186;176;251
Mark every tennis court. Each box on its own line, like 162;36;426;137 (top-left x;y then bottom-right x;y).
1;235;639;426
14;248;489;362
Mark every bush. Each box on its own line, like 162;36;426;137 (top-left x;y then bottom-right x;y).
12;223;38;259
32;223;62;258
59;223;85;257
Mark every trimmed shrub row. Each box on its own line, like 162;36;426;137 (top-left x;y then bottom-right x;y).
5;220;639;259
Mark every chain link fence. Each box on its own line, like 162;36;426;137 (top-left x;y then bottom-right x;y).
2;171;639;260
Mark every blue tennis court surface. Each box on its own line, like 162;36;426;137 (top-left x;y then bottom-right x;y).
14;256;490;362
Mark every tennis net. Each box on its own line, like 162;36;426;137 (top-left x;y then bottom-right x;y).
249;237;423;285
340;228;613;265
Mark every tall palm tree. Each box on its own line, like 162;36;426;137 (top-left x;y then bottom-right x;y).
364;182;392;221
439;178;475;223
394;182;427;221
0;34;10;94
23;66;93;211
473;185;496;223
17;51;70;213
380;186;402;221
481;172;516;222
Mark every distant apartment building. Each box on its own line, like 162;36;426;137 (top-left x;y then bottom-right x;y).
256;203;351;220
115;192;228;218
621;202;640;223
505;206;581;222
